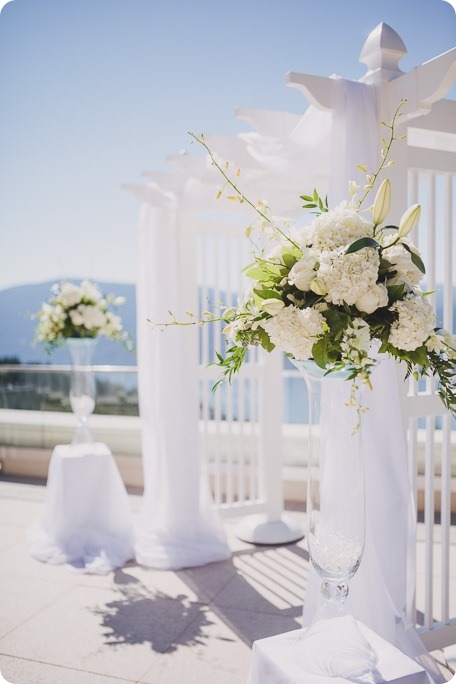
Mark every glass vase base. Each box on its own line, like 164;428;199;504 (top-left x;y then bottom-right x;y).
71;422;94;447
292;614;378;678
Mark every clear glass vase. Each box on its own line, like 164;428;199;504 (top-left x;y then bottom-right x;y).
67;338;97;446
291;359;378;678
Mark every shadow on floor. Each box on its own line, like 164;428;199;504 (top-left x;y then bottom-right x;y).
91;541;309;655
93;568;216;653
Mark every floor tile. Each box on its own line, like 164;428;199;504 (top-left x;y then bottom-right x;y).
0;574;74;639
213;546;308;617
0;499;44;528
0;655;135;684
176;557;238;603
0;584;207;681
0;525;23;553
139;608;252;684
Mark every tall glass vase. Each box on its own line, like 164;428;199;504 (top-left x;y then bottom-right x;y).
291;359;378;678
67;338;97;446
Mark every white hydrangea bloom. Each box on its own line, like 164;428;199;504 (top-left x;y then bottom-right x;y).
263;305;325;360
319;247;380;306
69;307;85;327
79;305;107;330
382;236;423;286
60;282;83;308
288;247;319;292
388;294;435;351
310;203;373;251
291;224;313;248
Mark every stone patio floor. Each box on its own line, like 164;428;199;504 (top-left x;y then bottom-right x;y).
0;478;454;684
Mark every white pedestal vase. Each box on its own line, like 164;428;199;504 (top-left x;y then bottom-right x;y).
291;359;378;678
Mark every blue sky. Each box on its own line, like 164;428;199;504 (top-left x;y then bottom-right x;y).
0;0;454;292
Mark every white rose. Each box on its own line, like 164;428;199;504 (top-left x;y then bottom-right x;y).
79;304;107;330
60;282;83;308
288;249;318;291
355;283;389;314
69;307;85;326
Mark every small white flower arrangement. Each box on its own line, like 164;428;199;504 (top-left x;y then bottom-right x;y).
159;101;455;415
34;279;131;351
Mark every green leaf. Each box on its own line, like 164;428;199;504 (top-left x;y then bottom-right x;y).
300;195;314;202
410;251;426;274
323;308;351;335
379;257;395;271
346;237;380;254
387;284;405;303
245;266;266;279
254;287;282;300
401;243;426;274
382;225;399;231
241;261;256;273
312;338;328;369
303;203;317;209
313;188;319;203
407;345;429;367
257;327;275;352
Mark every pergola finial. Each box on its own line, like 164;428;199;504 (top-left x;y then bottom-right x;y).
359;22;407;83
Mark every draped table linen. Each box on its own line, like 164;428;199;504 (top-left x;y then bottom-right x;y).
27;442;134;574
247;623;427;684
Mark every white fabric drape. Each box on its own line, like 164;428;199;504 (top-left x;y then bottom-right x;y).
27;443;134;574
134;200;231;570
301;79;445;684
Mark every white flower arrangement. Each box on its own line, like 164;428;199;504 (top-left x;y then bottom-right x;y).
159;101;455;415
34;279;131;351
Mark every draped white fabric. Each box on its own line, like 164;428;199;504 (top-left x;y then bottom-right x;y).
27;443;134;575
247;624;428;684
134;200;231;569
301;79;445;684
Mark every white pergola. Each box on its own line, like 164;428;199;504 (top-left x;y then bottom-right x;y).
127;23;456;650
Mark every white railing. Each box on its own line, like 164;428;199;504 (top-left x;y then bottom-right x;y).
195;225;284;520
404;165;455;648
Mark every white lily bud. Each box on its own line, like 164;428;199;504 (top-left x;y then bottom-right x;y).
398;203;421;238
261;298;285;316
372;178;391;225
309;277;327;296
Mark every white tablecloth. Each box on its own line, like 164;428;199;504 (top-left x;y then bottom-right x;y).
247;622;427;684
27;442;134;574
